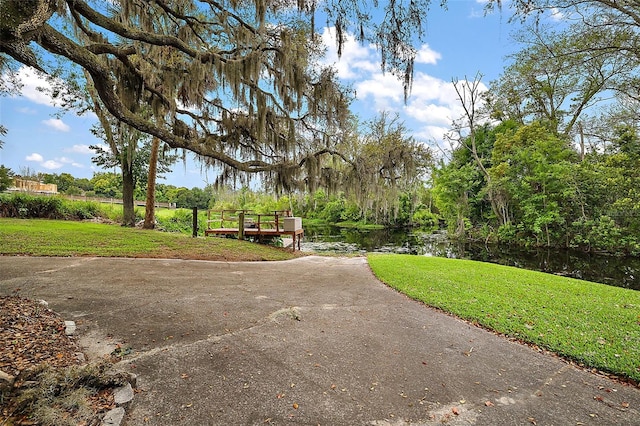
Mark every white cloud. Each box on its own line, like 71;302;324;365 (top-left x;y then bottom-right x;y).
41;160;63;170
415;44;441;65
318;27;491;153
13;67;61;107
65;144;95;154
56;157;84;167
404;103;456;126
412;125;452;143
354;73;405;109
42;118;70;132
320;27;379;80
411;73;468;106
25;152;83;170
26;153;44;162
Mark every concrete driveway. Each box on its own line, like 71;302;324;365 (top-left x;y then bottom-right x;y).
1;255;639;425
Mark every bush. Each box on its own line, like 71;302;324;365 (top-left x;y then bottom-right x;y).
0;194;123;221
155;209;208;235
320;199;345;223
60;200;104;220
0;194;63;219
411;209;439;229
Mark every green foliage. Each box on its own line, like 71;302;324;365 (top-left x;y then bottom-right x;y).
570;216;631;254
432;162;478;236
0;193;64;219
0;194;118;220
434;119;640;253
411;209;438;229
60;200;104;220
0;164;14;191
155;208;208;235
369;254;640;382
171;187;212;209
319;197;346;223
340;202;362;222
90;172;121;198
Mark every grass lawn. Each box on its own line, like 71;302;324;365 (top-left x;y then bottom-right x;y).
368;253;640;383
0;218;301;261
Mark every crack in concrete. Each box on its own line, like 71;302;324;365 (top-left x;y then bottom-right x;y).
35;257;98;274
113;305;305;366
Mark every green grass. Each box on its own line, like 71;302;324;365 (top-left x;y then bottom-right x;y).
334;220;386;230
0;218;301;261
368;254;640;382
154;207;189;218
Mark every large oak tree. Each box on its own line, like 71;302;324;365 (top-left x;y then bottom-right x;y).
0;0;437;187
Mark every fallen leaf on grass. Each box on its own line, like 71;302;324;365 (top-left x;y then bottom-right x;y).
621;402;630;408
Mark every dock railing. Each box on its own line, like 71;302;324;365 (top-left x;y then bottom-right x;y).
205;209;303;250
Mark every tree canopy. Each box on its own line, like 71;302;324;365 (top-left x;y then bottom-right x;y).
0;0;437;188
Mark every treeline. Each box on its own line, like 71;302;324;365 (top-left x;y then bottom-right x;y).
0;168;212;209
210;186;438;228
432;121;640;255
1;165;440;228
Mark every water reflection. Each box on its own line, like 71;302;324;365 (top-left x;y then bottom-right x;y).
302;225;640;291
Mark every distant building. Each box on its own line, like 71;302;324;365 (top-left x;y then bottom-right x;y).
9;178;58;194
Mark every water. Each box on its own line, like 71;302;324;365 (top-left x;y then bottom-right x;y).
301;225;640;291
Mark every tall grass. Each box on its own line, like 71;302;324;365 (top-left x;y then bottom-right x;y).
0;193;125;221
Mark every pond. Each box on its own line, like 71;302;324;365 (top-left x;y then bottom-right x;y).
301;224;640;291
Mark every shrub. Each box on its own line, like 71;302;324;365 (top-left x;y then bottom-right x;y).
411;209;439;229
0;194;63;219
60;200;104;220
155;209;208;235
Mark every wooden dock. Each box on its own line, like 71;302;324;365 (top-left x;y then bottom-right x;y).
204;210;304;251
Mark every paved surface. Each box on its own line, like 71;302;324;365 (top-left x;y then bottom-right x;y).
1;255;639;425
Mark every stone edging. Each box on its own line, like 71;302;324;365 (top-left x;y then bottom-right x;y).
65;320;136;426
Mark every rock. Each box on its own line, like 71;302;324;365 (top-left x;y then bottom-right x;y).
38;299;49;307
64;320;76;335
113;383;134;406
101;407;125;426
127;373;137;388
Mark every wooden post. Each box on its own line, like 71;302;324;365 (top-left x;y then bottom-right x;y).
192;207;198;237
238;211;245;240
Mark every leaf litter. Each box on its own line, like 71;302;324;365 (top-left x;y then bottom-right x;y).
1;295;128;425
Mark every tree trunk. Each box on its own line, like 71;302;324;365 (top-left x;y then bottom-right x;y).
143;137;160;229
121;167;136;227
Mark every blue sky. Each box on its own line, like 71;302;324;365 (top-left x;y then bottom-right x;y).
0;1;525;189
